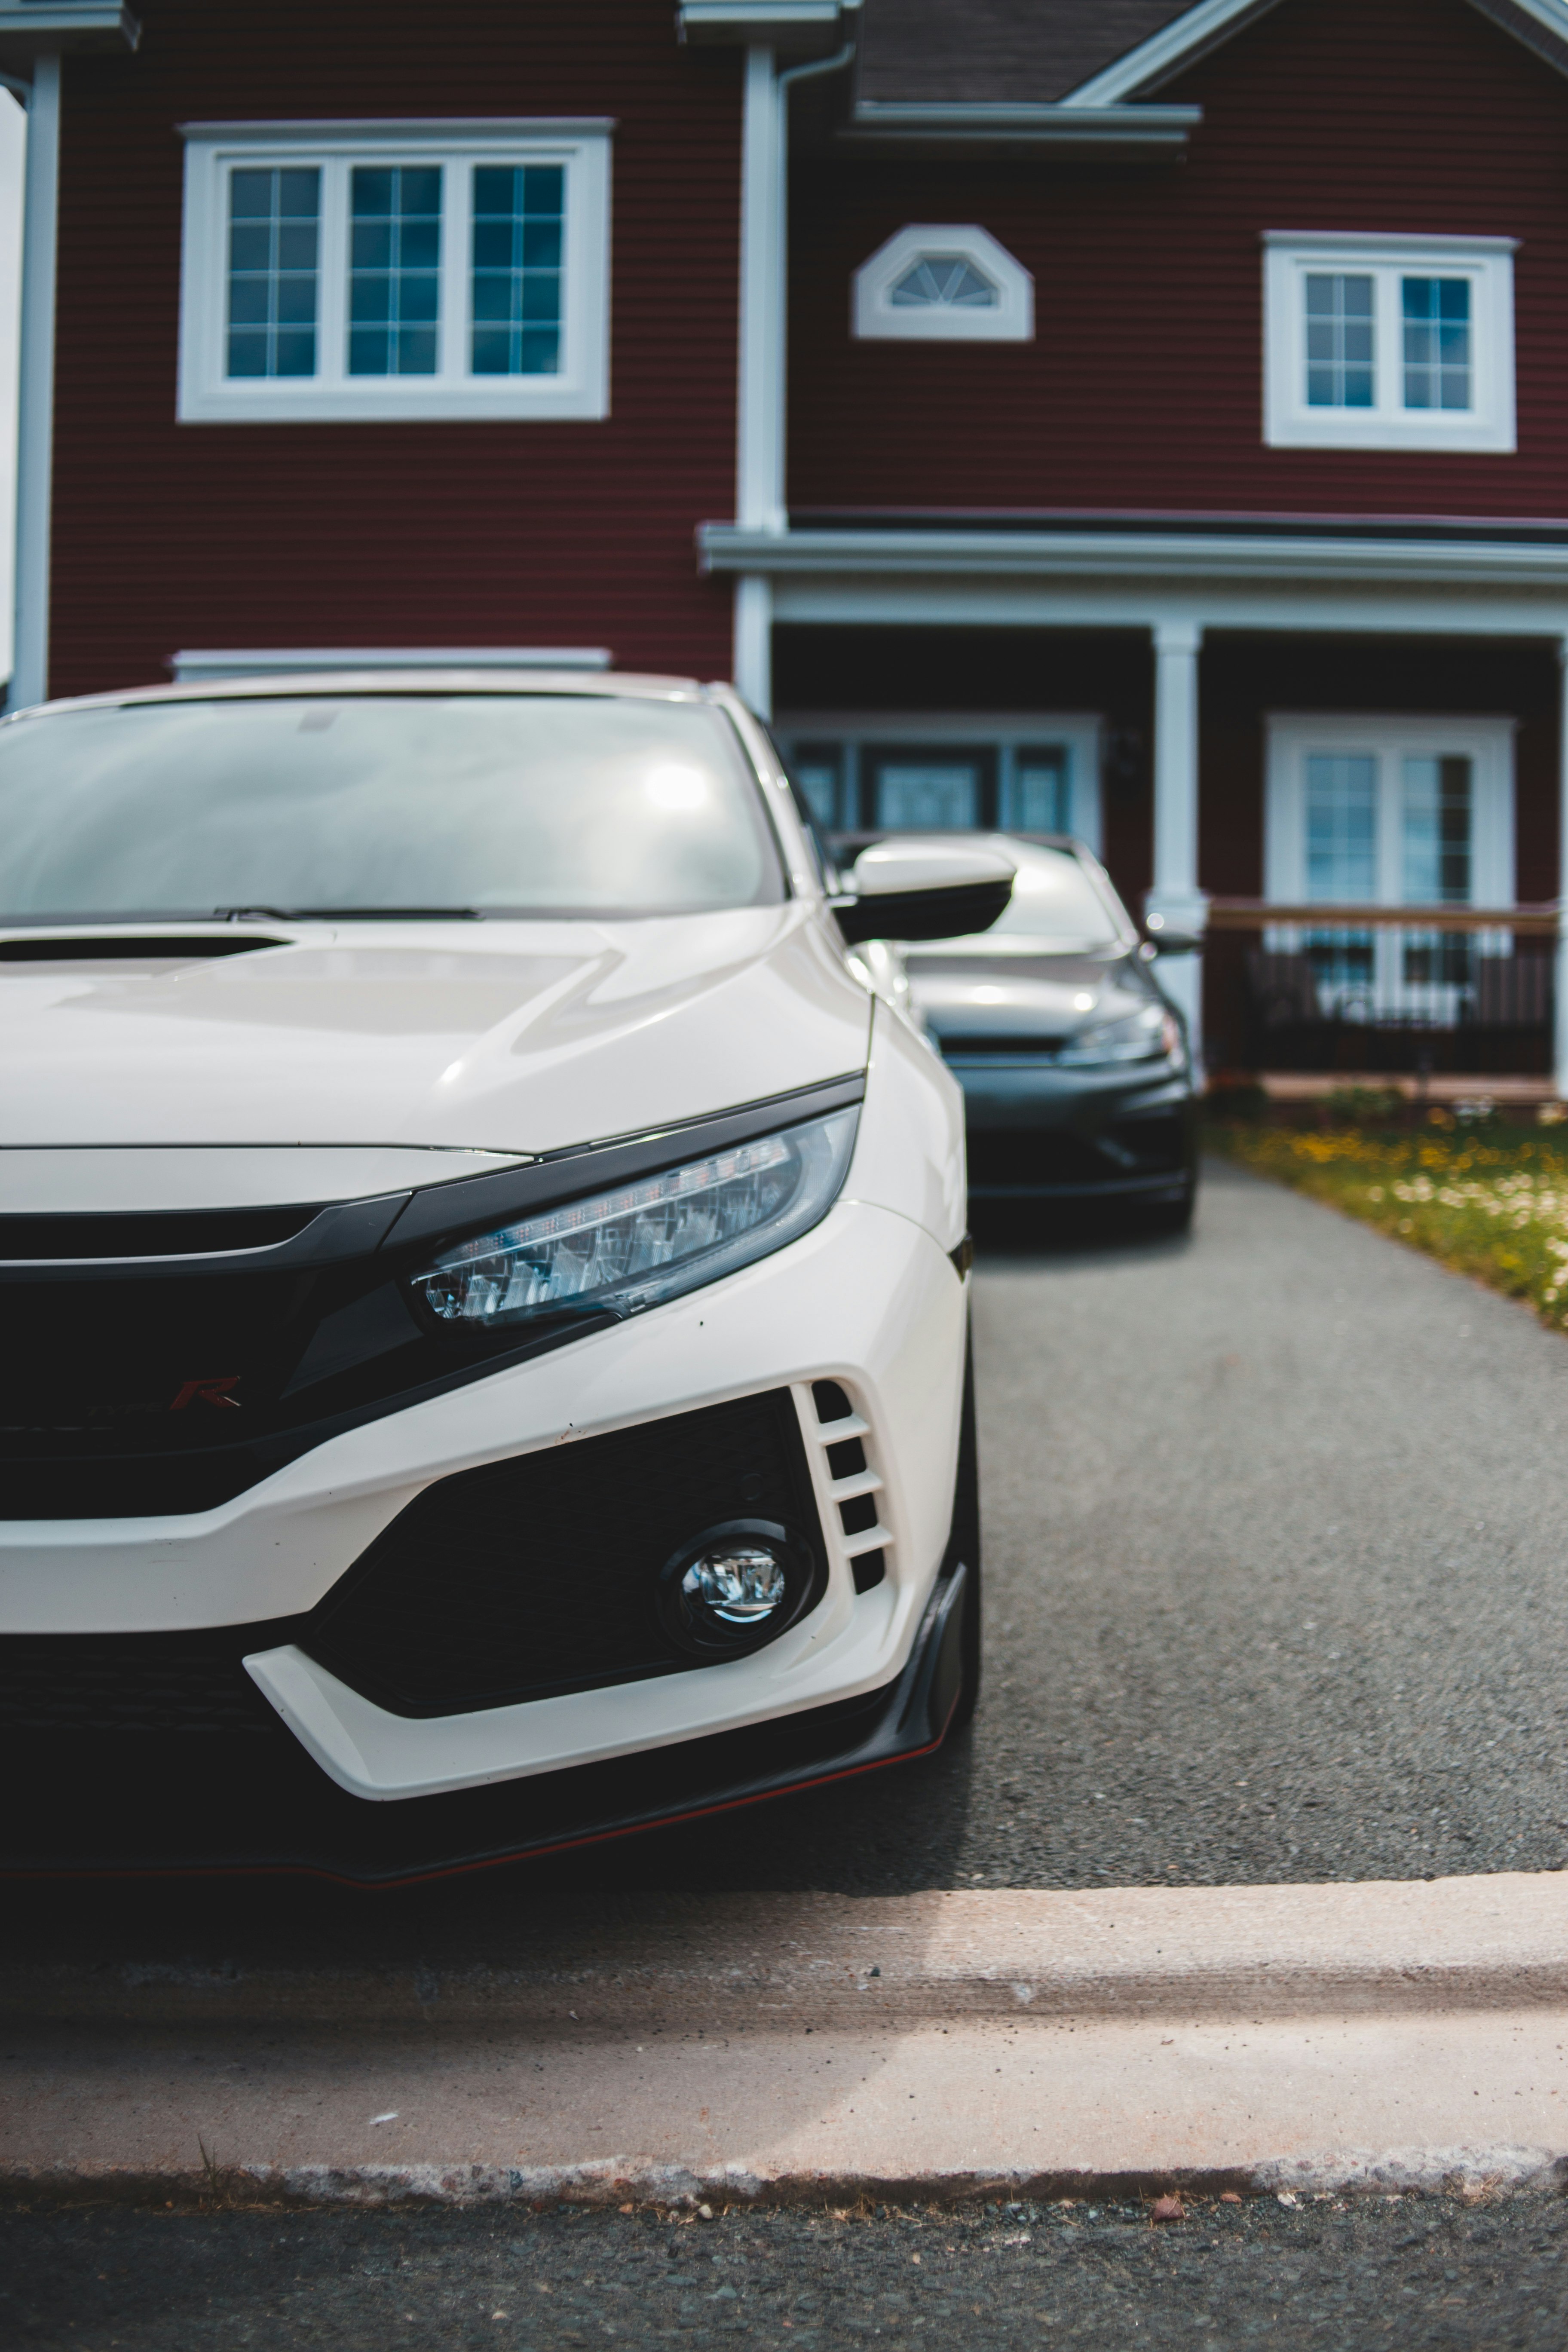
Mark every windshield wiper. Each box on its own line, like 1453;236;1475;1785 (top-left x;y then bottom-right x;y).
214;906;483;922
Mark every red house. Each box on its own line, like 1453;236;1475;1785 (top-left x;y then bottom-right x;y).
6;0;1568;1090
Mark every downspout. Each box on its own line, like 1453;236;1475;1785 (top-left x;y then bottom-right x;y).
732;31;855;715
9;53;60;711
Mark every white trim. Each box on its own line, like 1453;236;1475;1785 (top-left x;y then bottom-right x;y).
1263;234;1516;454
737;47;785;530
852;224;1033;343
9;52;58;710
774;710;1102;851
1064;0;1568;108
168;646;612;681
178;118;617;141
1265;712;1516;908
1062;0;1282;104
177;122;610;425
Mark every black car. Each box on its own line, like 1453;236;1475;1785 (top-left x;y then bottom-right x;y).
898;833;1199;1228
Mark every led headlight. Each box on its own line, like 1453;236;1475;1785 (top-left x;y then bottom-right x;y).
410;1106;858;1334
1057;1004;1182;1067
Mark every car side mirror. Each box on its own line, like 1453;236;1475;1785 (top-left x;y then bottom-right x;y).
832;838;1016;947
1142;922;1204;956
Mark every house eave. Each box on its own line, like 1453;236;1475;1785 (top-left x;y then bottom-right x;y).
677;0;858;55
836;103;1201;158
699;521;1568;594
0;1;138;67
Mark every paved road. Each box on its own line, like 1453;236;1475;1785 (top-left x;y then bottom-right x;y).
13;1152;1568;1966
6;2188;1566;2349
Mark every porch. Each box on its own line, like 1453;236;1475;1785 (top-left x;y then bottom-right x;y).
703;518;1568;1097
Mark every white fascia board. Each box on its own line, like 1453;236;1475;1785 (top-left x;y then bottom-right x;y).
170;647;613;680
679;0;852;46
1262;229;1519;256
1061;0;1287;104
839;102;1200;153
699;521;1568;593
1066;0;1568;105
177;118;617;141
0;2;138;63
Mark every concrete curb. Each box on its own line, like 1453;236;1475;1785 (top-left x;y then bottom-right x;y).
8;1875;1568;2032
9;1878;1568;2208
5;2147;1567;2212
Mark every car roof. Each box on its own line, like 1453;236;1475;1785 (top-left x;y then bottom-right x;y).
5;671;725;723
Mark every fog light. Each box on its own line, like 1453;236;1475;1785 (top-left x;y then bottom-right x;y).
656;1519;821;1658
683;1545;787;1625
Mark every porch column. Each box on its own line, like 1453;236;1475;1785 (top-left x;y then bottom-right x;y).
1146;619;1209;1056
10;54;60;710
1556;639;1568;1101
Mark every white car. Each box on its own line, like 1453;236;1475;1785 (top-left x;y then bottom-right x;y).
0;673;1013;1881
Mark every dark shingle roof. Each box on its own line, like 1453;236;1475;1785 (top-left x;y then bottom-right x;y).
855;0;1204;104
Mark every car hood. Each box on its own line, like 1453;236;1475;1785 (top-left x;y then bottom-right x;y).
0;908;871;1156
904;945;1150;1037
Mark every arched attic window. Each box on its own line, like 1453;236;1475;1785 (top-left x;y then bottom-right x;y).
853;225;1033;343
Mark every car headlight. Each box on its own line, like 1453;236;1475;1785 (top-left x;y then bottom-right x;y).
1057;1004;1183;1067
410;1107;858;1333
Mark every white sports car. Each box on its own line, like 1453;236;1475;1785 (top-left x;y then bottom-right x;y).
0;674;1011;1881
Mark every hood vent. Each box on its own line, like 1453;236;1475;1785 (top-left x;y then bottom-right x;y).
0;934;285;962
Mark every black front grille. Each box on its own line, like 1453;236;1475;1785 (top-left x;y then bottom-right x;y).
940;1034;1066;1058
0;1627;293;1736
305;1387;828;1715
0;1391;831;1734
966;1130;1116;1189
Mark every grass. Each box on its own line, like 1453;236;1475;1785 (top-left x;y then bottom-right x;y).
1209;1109;1568;1331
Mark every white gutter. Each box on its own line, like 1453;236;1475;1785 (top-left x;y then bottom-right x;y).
730;31;854;713
701;521;1568;592
9;50;58;711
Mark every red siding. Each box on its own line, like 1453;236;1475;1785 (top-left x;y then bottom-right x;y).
788;0;1568;519
49;1;741;699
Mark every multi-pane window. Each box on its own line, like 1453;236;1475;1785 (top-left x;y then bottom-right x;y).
1266;719;1514;1018
888;255;999;311
1401;278;1471;411
1265;237;1514;453
1402;755;1473;903
349;166;442;377
1304;275;1374;409
226;167;320;380
181;127;610;423
775;721;1102;849
472;165;564;377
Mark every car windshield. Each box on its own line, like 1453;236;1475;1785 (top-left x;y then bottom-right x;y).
910;839;1123;953
0;693;784;921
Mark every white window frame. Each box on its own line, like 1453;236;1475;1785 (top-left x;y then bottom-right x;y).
776;712;1102;851
178;120;612;424
852;226;1034;344
1265;713;1516;1020
1262;233;1516;453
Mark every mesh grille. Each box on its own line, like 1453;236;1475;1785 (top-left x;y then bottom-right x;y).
0;1632;290;1736
306;1387;827;1715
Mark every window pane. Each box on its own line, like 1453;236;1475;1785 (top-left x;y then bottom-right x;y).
1305;752;1378;900
1403;276;1471;412
226;166;319;380
1402;754;1472;903
1001;749;1070;833
874;762;979;830
888;254;999;309
791;753;841;831
348;164;443;377
471;163;564;376
1303;273;1375;408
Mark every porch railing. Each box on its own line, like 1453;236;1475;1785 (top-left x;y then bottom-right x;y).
1204;900;1559;1076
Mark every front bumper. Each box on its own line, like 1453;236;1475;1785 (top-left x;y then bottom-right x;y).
0;1198;968;1861
0;1561;971;1884
949;1061;1196;1200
